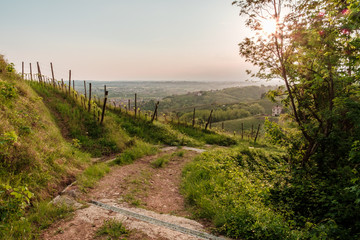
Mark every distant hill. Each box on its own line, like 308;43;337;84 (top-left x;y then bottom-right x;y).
141;85;278;113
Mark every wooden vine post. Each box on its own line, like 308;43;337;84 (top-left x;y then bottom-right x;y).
209;114;212;129
128;99;131;114
254;124;261;143
84;81;87;101
68;70;71;95
151;101;159;122
205;109;213;130
100;90;108;124
50;62;55;87
134;93;137;118
73;80;76;98
29;63;33;81
222;122;224;131
104;85;106;105
241;123;244;139
88;83;92;112
21;62;24;80
192;108;196;127
37;62;42;83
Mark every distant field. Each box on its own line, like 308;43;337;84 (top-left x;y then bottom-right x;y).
74;80;252;101
211;116;279;135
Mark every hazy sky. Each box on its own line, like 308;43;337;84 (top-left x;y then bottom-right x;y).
1;0;264;82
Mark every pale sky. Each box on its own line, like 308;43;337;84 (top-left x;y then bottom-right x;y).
0;0;261;82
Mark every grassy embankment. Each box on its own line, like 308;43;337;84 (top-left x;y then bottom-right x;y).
181;144;304;239
0;63;92;238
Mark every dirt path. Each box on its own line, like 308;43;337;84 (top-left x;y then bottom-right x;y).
42;147;224;240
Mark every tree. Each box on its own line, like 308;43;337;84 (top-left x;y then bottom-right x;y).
233;0;360;165
233;0;360;236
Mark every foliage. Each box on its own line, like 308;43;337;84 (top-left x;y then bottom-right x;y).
6;63;15;73
0;80;18;101
0;184;33;222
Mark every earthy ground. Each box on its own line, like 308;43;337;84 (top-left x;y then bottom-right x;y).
42;147;219;240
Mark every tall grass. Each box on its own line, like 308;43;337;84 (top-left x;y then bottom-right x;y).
181;146;305;239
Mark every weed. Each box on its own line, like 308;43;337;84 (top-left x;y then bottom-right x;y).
95;219;129;240
123;194;142;207
151;155;170;168
172;150;185;157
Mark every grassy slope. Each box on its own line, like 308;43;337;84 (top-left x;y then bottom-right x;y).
0;76;90;200
181;145;305;239
212;116;279;134
0;71;92;238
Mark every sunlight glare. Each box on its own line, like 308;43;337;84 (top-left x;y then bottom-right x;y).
261;18;277;36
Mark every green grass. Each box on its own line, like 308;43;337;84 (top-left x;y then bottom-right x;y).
1;201;73;239
77;162;110;191
181;146;305;239
151;155;170;168
0;69;92;238
110;111;201;147
31;83;130;157
113;140;158;165
170;124;237;146
212;115;279;136
95;219;130;240
172;150;185;157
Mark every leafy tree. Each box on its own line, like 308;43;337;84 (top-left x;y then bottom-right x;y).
233;0;360;163
233;0;360;237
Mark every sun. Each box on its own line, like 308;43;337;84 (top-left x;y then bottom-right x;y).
261;18;277;36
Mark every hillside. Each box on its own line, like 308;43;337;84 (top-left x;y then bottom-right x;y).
0;56;238;239
140;85;277;113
